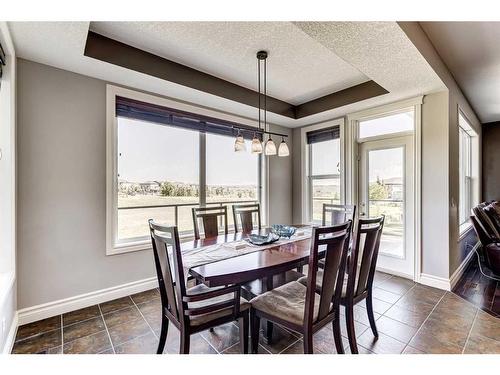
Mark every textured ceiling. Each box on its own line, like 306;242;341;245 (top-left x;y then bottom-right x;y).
421;22;500;123
89;21;369;105
8;21;445;128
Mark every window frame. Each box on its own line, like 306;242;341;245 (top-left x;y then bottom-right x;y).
458;111;477;233
300;118;345;224
106;85;266;255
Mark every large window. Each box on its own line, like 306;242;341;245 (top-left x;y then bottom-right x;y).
459;113;476;228
109;91;262;253
307;126;341;223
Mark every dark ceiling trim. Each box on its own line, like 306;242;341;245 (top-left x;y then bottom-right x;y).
295;81;389;119
84;31;389;120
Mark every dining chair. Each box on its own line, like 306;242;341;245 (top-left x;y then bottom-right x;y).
232;203;261;233
341;216;384;353
192;206;228;240
249;221;352;354
322;204;357;227
149;220;249;354
297;216;385;354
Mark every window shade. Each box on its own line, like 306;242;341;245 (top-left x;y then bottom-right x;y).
116;96;262;140
306;126;340;144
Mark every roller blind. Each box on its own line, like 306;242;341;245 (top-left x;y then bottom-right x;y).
306;126;340;144
116;96;262;140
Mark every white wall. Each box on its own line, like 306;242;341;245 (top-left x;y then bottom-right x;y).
16;59;293;311
0;22;17;353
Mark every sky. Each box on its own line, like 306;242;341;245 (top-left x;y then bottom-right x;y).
117;118;258;185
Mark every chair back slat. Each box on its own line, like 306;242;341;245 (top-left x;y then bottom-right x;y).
192;206;228;240
304;222;351;328
149;220;187;325
347;216;385;297
232;203;261;233
322;204;356;227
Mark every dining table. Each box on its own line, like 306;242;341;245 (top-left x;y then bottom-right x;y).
179;225;319;343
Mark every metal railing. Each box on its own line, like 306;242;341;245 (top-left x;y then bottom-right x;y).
118;199;258;229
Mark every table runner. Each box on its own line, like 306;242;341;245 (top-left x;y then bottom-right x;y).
182;227;313;282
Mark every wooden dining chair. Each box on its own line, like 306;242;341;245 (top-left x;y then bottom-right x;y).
148;220;249;354
249;221;352;354
192;206;228;240
322;204;357;227
232;203;261;233
341;216;384;354
298;216;384;353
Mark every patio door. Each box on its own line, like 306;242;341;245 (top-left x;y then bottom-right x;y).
359;136;414;278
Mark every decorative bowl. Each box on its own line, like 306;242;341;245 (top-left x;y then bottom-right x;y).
246;233;280;246
271;225;297;239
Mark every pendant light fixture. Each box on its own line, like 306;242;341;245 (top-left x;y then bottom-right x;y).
278;136;290;157
234;50;289;157
234;129;246;152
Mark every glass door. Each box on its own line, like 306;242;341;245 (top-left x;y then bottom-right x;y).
359;136;414;278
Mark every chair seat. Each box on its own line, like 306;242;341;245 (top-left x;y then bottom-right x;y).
249;281;321;326
185;284;250;326
297;268;359;298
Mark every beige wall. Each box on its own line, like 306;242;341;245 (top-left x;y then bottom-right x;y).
399;22;482;277
16;59;293;309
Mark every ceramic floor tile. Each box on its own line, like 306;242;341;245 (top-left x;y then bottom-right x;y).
384;304;430;328
408;325;464;354
63;330;112;354
63;316;106;343
376;277;415;295
63;305;100;326
356;330;406;354
200;322;241;352
114;332;159;354
103;306;142;328
99;297;134;314
130;289;161;305
463;332;500;354
16;316;61;341
107;317;152;347
375;316;419;344
402;345;425;354
12;329;62;354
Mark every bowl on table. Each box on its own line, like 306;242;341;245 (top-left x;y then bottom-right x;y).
246;233;280;246
270;224;297;239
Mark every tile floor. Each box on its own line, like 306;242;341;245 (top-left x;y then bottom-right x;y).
11;273;500;354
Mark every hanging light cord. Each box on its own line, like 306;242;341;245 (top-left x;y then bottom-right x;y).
258;57;261;133
264;56;267;135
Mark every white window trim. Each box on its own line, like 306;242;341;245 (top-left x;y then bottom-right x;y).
300;118;345;224
346;96;423;282
458;108;479;237
106;85;268;255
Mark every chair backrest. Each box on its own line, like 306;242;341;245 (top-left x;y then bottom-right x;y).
232;203;261;233
192;206;228;240
148;220;187;327
303;221;352;329
346;216;385;298
322;204;356;227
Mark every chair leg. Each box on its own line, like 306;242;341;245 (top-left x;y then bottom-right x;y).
345;304;358;354
266;321;274;344
239;313;249;354
179;332;190;354
156;315;169;354
296;265;304;273
250;308;260;354
366;293;378;337
332;310;344;354
303;331;314;354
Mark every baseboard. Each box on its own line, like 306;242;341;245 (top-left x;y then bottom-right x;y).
2;311;18;354
418;273;451;291
18;277;158;326
449;241;479;290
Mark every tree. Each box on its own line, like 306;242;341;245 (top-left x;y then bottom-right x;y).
369;181;389;200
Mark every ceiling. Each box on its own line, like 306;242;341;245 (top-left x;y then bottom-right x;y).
421;22;500;124
8;21;445;128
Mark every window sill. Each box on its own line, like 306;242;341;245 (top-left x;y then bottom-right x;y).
458;222;473;242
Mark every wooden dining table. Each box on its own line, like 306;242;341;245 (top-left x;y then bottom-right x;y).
183;226;315;287
181;226;316;343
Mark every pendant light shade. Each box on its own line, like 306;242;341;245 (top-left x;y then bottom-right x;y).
264;137;277;155
251;134;263;154
278;137;290;157
234;131;246;152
